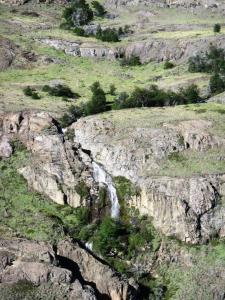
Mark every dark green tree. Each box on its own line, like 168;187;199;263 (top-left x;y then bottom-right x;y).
214;23;221;33
91;0;106;17
209;72;225;94
86;82;108;114
178;84;201;104
62;0;93;27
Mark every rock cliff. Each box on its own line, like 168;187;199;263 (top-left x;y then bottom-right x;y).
1;108;225;244
0;111;96;208
0;238;137;299
70;110;225;244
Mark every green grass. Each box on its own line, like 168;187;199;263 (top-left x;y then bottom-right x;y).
0;2;220;114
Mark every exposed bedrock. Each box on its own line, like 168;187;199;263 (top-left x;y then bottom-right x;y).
0;111;98;208
39;35;225;64
125;36;225;63
0;238;137;299
1;111;225;244
71;116;225;244
38;38;123;60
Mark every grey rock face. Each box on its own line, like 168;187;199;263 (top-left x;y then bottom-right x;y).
125;35;225;63
2;110;225;244
57;240;138;300
39;38;122;60
0;238;137;300
0;37;16;70
0;111;96;208
71;115;225;244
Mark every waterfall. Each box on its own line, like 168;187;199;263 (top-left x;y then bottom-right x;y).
85;241;93;251
92;162;120;219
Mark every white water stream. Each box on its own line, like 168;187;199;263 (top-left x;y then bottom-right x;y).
92;162;120;219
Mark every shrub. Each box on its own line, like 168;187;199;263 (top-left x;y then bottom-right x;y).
209;72;225;95
120;55;141;67
91;0;106;17
93;217;127;255
86;81;108;115
73;26;87;36
23;86;34;96
96;26;120;42
62;0;93;27
164;60;175;69
214;23;221;33
113;84;202;110
178;84;201;104
23;86;41;99
59;103;87;127
109;84;116;95
188;46;225;74
42;84;75;98
75;180;90;201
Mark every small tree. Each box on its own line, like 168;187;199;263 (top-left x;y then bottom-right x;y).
96;27;120;42
91;0;106;17
178;84;201;104
214;23;221;33
164;60;175;69
62;0;93;27
109;84;116;95
86;82;108;115
209;72;225;94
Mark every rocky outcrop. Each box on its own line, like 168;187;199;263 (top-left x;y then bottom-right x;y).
2;109;225;244
0;37;16;70
0;111;96;208
0;238;136;299
39;35;225;64
125;35;225;63
39;38;122;60
71;114;225;244
57;240;138;300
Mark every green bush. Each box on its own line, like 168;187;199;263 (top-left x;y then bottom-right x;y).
93;217;127;255
91;0;106;17
188;45;225;74
109;84;116;95
120;55;141;67
164;60;175;69
23;86;41;100
214;23;221;33
42;84;75;98
73;26;87;36
75;180;90;201
62;0;93;27
113;84;202;110
96;26;120;42
209;72;225;95
86;81;108;115
59;103;87;127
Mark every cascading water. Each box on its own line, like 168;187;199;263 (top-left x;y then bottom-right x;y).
92;161;120;219
85;241;93;251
